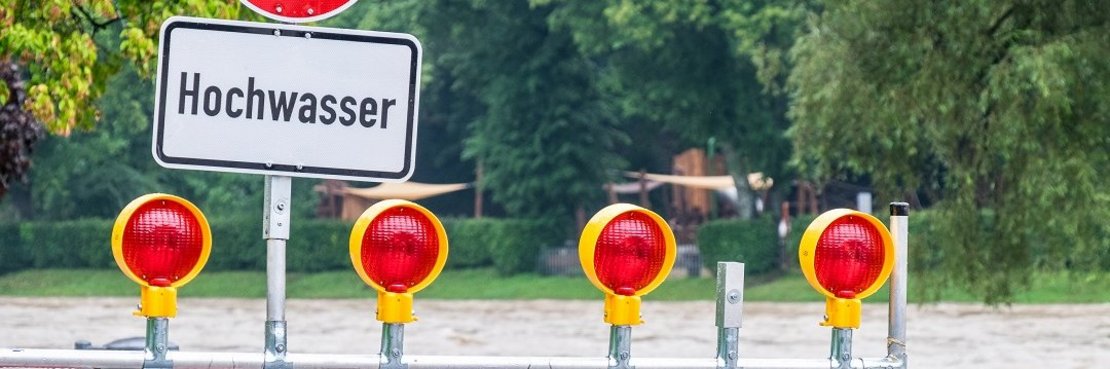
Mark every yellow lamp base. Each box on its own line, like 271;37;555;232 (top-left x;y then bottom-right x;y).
820;297;861;328
377;291;415;323
604;294;642;326
137;286;178;318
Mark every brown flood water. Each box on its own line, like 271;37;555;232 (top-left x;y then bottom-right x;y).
1;297;1108;368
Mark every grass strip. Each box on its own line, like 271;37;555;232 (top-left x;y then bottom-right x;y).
0;269;1104;303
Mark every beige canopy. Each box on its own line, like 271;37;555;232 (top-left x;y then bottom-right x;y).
314;181;472;221
624;172;774;191
604;180;665;194
342;182;472;201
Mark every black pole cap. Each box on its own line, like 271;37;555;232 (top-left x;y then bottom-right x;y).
889;202;909;216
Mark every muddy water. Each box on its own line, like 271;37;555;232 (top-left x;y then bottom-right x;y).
1;298;1107;368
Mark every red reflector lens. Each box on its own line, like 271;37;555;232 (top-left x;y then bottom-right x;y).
361;207;440;293
594;212;666;296
244;0;353;18
121;201;205;287
814;216;886;298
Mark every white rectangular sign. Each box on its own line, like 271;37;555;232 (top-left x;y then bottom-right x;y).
153;16;421;182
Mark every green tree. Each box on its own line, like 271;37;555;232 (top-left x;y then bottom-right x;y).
0;0;242;198
347;1;488;217
359;1;628;225
788;0;1110;302
542;0;811;218
22;63;314;221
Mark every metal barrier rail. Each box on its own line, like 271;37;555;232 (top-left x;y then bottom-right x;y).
0;203;910;369
0;349;905;369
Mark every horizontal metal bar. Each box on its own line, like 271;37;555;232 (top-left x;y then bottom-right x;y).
0;349;904;369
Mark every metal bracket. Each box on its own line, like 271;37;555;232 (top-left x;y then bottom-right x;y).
607;325;633;369
380;323;407;369
142;318;172;369
831;328;854;369
263;321;292;369
263;176;292;240
715;262;743;369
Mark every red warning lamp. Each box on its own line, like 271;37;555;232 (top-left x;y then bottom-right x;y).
112;194;212;318
813;216;888;299
593;211;669;296
580;204;676;326
350;200;448;323
799;209;893;328
241;0;358;23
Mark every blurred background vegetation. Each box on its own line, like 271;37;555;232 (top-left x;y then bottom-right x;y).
0;0;1106;303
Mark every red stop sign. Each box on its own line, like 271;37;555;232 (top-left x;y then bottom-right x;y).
241;0;357;23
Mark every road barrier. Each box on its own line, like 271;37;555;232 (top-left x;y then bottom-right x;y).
0;200;910;369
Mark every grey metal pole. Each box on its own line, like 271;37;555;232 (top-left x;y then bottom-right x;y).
0;349;910;369
830;328;853;369
263;175;292;369
888;202;909;367
607;325;632;369
380;323;406;369
715;262;744;369
143;318;171;369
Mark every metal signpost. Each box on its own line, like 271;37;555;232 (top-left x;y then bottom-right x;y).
150;10;420;369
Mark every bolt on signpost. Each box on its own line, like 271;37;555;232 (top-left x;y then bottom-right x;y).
111;194;212;369
578;203;677;369
349;200;449;369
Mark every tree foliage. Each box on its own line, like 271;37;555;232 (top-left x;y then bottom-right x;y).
789;0;1110;303
356;1;629;224
0;63;43;199
541;0;812;218
0;0;242;198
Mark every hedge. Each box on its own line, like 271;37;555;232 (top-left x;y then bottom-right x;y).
697;217;779;276
784;214;818;270
0;217;559;276
700;209;943;276
0;222;27;274
441;218;497;269
486;219;562;275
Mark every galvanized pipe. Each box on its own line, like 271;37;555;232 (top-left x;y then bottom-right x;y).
266;238;287;321
830;328;853;369
715;328;739;369
143;318;171;369
380;323;405;369
888;202;909;367
263;175;292;322
263;321;289;368
0;350;906;369
263;175;292;369
607;325;632;369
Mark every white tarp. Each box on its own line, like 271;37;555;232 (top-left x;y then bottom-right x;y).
340;182;470;201
624;172;774;191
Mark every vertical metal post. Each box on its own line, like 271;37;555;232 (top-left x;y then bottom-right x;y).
888;202;909;367
143;318;171;369
263;175;292;369
715;262;743;369
829;328;853;369
380;323;406;369
607;325;632;369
